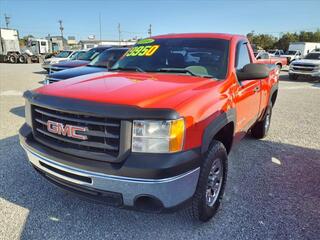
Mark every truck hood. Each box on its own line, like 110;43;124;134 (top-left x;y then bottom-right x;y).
291;59;320;65
36;72;218;109
51;60;90;68
48;66;107;80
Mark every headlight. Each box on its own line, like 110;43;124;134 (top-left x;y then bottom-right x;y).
289;64;294;70
132;118;185;153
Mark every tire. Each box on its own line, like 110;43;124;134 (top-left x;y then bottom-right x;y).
7;54;17;64
251;105;272;139
276;64;281;75
187;140;228;222
289;73;298;80
18;54;27;63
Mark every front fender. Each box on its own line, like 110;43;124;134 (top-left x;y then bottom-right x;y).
201;108;236;154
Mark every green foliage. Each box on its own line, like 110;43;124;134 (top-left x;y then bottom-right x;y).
247;30;320;50
19;34;34;47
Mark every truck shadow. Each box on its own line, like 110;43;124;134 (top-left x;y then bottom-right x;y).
33;70;48;75
0;135;319;239
10;106;25;118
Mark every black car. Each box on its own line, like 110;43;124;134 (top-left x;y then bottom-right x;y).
45;47;128;84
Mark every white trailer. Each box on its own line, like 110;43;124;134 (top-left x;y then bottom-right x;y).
0;28;21;62
288;42;320;56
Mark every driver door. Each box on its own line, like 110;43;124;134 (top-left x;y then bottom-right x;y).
234;42;261;132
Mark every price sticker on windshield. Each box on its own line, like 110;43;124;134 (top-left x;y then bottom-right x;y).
126;45;160;57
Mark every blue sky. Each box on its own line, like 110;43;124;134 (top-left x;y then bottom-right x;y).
0;0;319;40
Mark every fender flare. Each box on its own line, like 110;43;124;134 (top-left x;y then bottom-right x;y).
201;108;236;154
269;83;279;106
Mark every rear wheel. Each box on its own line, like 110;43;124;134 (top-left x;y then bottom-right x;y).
251;105;272;139
7;54;17;63
187;140;228;222
276;64;282;75
18;54;27;63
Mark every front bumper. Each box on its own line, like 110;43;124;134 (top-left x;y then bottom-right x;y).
289;70;320;77
19;124;200;211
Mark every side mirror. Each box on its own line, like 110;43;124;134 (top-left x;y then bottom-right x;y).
236;64;269;81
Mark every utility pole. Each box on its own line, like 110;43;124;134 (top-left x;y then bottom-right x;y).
118;23;121;46
58;20;64;50
4;14;10;28
58;20;64;38
99;13;102;41
148;24;152;37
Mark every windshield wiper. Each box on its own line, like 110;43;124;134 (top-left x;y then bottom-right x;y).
155;68;213;78
109;67;145;72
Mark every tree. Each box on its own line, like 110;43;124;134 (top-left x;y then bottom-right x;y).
274;32;299;50
247;34;277;50
19;34;34;47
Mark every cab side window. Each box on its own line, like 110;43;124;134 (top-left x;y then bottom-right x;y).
236;42;251;70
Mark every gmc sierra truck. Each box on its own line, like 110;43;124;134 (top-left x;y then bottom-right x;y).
19;33;279;222
256;51;287;74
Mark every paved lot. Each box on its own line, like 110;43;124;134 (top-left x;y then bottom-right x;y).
0;64;319;240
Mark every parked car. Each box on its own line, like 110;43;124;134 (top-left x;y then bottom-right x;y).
42;50;79;72
48;46;112;73
281;50;302;63
20;33;279;222
281;50;302;64
256;51;287;74
44;47;128;84
289;51;320;80
253;49;265;57
267;49;284;57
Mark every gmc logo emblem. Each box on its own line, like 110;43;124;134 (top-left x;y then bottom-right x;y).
47;120;88;140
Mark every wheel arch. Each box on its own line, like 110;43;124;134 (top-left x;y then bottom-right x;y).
201;109;236;155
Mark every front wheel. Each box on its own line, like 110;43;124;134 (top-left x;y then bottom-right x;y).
187;140;228;222
251;105;272;139
289;73;298;80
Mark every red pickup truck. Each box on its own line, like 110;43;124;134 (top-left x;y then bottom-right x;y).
19;33;279;222
256;51;288;74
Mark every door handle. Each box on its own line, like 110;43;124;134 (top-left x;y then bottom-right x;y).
253;86;260;92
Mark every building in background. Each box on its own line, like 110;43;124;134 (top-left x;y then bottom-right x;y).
46;35;67;52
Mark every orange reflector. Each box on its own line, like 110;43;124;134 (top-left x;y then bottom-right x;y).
169;118;185;152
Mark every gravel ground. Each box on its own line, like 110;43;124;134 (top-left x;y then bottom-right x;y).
0;64;319;240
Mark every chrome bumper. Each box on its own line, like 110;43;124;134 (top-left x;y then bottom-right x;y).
289;70;320;77
21;143;200;208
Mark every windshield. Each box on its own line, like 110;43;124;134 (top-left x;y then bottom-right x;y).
79;48;104;61
112;38;229;79
285;51;297;55
268;50;276;54
305;53;320;60
69;51;85;60
55;51;73;58
88;49;127;68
